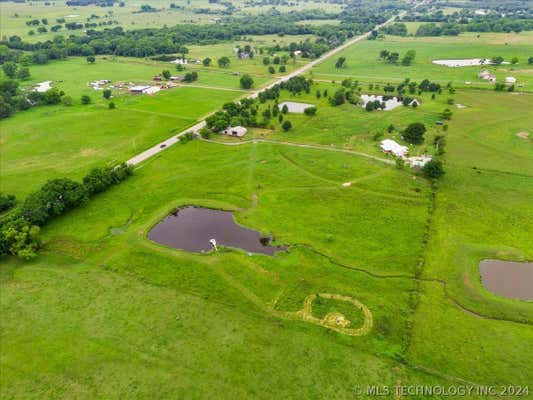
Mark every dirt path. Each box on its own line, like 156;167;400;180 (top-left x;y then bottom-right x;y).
200;138;395;165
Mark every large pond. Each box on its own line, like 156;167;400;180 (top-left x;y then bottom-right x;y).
479;260;533;301
149;206;286;255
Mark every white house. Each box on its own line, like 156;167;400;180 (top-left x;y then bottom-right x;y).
172;58;188;65
380;139;408;157
129;85;160;95
504;76;516;84
221;126;247;137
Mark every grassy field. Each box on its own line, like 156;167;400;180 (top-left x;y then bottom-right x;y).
1;11;533;398
0;0;341;41
211;80;452;154
311;32;533;91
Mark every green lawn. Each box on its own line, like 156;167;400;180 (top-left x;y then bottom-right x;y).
311;32;533;91
1;22;533;399
0;85;242;197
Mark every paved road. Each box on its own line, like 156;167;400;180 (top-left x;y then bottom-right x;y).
126;7;418;166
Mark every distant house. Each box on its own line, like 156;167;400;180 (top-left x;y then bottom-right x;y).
129;85;151;94
170;76;184;82
504;76;516;84
221;126;247;137
478;69;496;83
380;139;408;157
172;58;188;65
129;85;160;95
293;50;302;56
153;76;162;81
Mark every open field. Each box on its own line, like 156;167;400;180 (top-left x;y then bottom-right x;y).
311;32;533;90
0;0;342;41
2;3;533;397
0;84;242;197
210;80;452;155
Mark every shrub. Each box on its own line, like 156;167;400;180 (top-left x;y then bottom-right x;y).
108;102;115;109
0;193;16;213
81;95;91;105
422;159;445;179
62;95;73;106
304;107;317;116
282;120;292;131
240;74;254;89
403;122;426;144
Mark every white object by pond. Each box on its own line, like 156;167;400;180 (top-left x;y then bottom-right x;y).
209;238;218;251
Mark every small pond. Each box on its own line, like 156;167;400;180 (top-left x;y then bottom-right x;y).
360;94;419;111
149;206;286;255
278;101;315;113
479;259;533;301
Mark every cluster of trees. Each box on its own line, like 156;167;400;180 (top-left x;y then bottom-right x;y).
183;71;199;83
0;76;70;119
403;122;426;145
0;194;16;213
1;8;395;63
403;7;533;36
0;164;133;260
379;49;416;66
380;23;408;36
2;61;30;80
205;76;312;133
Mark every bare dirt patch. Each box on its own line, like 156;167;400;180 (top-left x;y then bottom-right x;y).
516;131;529;139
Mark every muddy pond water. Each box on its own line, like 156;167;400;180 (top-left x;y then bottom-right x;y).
479;260;533;301
149;206;286;255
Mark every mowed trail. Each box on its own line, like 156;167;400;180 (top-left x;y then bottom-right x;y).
127;4;424;166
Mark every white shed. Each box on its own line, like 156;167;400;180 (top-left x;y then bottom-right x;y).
380;139;408;157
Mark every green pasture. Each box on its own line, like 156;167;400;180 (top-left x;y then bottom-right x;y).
212;80;451;156
0;85;241;197
311;32;533;91
0;0;340;42
1;18;533;398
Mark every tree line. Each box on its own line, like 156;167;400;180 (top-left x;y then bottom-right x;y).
0;164;133;260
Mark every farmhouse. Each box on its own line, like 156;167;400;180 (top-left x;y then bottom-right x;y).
504;76;517;84
170;76;184;82
172;58;188;65
380;139;408;157
129;85;161;95
221;126;247;137
129;85;151;94
478;70;496;83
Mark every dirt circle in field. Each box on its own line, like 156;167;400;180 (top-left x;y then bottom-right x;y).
516;131;529;139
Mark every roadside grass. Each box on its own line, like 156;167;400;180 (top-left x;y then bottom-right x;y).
0;85;241;196
311;32;533;90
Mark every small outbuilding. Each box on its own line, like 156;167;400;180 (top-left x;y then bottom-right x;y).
129;85;151;94
504;76;516;84
406;155;432;168
380;139;408;157
221;126;247;137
